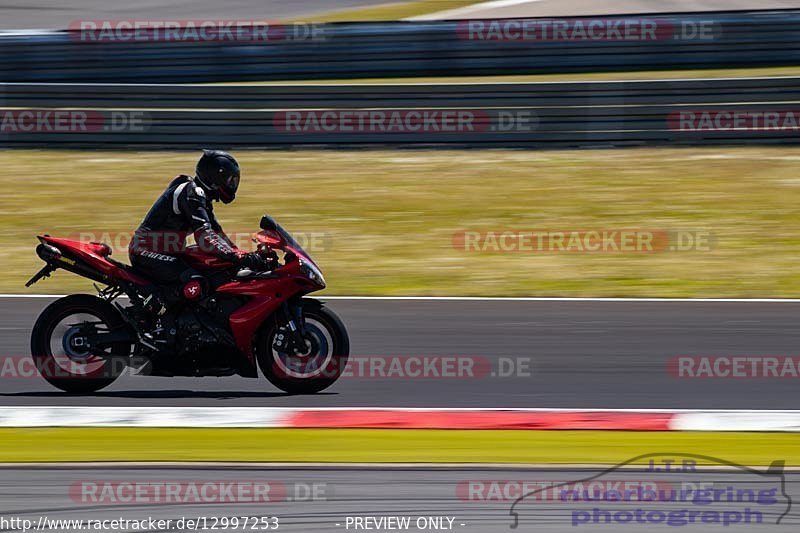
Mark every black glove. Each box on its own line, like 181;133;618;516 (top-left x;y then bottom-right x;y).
238;252;270;271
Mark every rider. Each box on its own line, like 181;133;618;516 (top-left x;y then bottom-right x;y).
129;149;267;313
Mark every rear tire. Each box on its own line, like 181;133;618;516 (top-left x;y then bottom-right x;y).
30;294;131;394
257;302;349;394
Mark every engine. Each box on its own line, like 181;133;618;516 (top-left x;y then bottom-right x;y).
175;308;219;355
170;294;247;376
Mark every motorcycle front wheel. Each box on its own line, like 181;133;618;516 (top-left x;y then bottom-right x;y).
257;302;350;394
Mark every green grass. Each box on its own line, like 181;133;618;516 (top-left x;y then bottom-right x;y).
5;147;800;297
295;0;482;23
0;429;797;464
218;66;800;85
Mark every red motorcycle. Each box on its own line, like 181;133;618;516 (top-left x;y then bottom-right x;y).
26;215;349;394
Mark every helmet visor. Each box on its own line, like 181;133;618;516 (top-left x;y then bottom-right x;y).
226;172;240;194
217;171;239;204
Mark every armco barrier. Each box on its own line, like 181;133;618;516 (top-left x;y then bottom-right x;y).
3;77;800;148
0;10;800;83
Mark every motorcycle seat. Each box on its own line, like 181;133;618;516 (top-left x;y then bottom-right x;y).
106;256;156;282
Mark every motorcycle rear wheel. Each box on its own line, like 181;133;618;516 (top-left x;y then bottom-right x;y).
30;294;131;394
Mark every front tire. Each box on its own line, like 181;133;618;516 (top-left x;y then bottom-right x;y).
257;302;349;394
30;294;131;394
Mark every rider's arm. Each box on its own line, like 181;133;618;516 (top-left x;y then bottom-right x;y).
208;207;238;250
179;184;240;262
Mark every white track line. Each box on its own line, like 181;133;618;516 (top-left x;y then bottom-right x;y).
2;294;800;303
4;462;798;470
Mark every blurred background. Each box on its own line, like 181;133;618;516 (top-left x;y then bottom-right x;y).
2;1;800;297
3;0;800;402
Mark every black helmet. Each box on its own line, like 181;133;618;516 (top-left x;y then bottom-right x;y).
195;149;240;204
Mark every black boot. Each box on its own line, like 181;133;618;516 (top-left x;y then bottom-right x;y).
142;285;167;316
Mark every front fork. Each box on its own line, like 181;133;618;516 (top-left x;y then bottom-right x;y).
273;300;308;354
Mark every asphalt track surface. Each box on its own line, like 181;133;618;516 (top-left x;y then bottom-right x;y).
0;296;798;409
0;465;797;532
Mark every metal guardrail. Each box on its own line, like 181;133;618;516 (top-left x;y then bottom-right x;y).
0;10;800;83
2;77;800;148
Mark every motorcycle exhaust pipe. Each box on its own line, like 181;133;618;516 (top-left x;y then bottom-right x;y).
36;243;62;262
35;243;109;285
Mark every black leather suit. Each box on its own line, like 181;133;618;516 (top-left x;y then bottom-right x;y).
129;175;238;284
